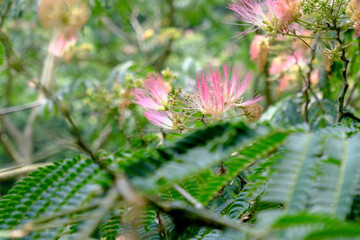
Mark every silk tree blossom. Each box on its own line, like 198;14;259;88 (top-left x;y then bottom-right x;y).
144;111;173;129
194;64;263;118
228;0;301;37
132;75;170;111
274;0;301;29
347;0;360;36
38;0;89;57
228;0;279;38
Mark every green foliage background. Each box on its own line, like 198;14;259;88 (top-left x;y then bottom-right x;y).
1;0;360;239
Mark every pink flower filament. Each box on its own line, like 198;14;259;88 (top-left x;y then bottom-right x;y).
194;63;263;117
132;75;170;111
144;111;173;129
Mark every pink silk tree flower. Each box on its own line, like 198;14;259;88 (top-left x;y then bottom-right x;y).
194;64;262;118
228;0;279;38
144;111;173;129
347;0;360;36
133;75;170;111
274;0;301;29
38;0;90;57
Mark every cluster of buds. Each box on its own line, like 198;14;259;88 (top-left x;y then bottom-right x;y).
38;0;90;57
228;0;301;38
322;41;341;72
132;64;263;131
241;103;263;123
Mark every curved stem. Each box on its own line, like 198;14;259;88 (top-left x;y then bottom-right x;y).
345;72;360;107
302;34;320;124
295;19;329;30
278;32;335;40
169;109;202;120
333;20;352;123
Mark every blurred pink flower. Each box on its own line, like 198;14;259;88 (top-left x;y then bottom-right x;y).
311;69;319;85
48;32;77;57
277;68;319;93
27;78;38;89
250;35;269;72
144;111;173;129
291;49;306;66
228;0;279;38
251;35;267;60
133;75;170;111
269;53;294;75
194;64;262;118
269;49;306;75
278;73;296;91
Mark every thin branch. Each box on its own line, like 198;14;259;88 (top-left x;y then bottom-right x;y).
0;29;36;164
264;61;272;107
32;140;71;163
297;63;323;111
173;184;204;210
333;20;357;122
294;34;311;49
0;132;23;164
154;0;175;71
75;187;119;240
342;111;360;122
278;31;335;40
302;33;319;124
34;200;102;225
156;211;169;240
345;71;360;107
0;162;52;181
23;54;56;155
0;0;13;28
100;16;133;42
93;121;112;151
5;56;13;107
0;30;31;78
0;100;46;116
115;176;144;205
129;11;147;56
2;117;22;146
147;196;242;232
